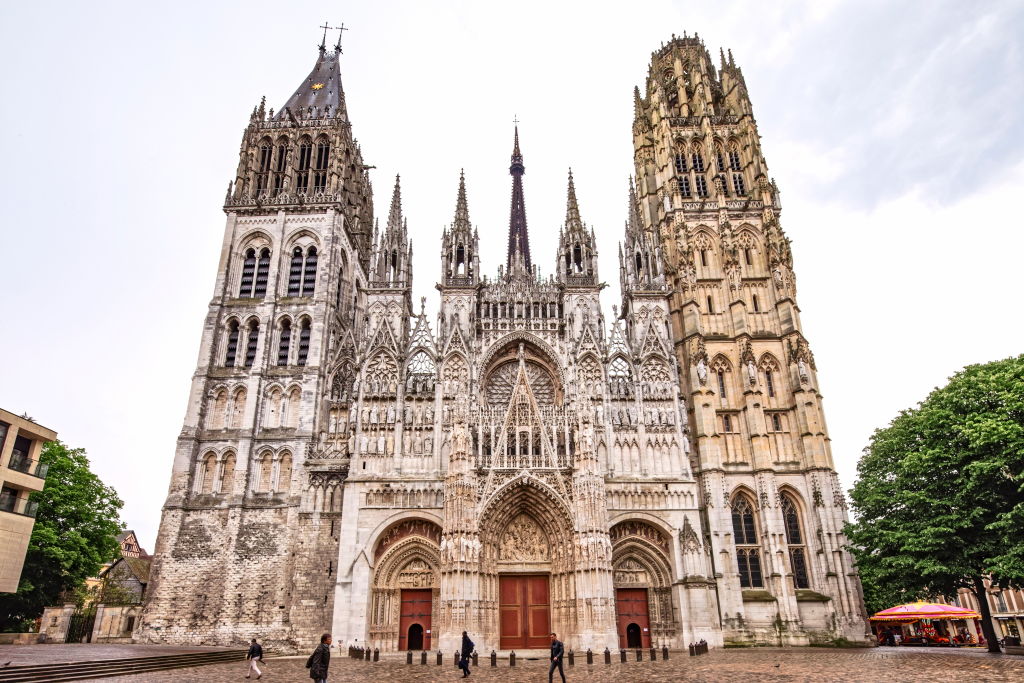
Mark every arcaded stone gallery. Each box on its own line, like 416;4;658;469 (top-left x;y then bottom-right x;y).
139;33;869;653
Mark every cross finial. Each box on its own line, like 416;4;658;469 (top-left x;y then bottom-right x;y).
335;22;349;52
513;114;520;126
319;22;334;51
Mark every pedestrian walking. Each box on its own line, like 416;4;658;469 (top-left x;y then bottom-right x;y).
245;638;263;679
305;633;332;682
549;632;566;683
459;631;474;677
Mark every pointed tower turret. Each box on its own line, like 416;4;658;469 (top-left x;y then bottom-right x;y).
619;177;666;300
441;171;480;288
556;169;599;285
370;175;412;289
229;41;373;267
506;126;532;272
363;174;412;343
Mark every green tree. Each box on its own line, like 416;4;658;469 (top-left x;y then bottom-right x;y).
0;441;123;631
846;355;1024;653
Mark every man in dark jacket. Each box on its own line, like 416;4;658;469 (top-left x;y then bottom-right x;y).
306;633;331;682
459;631;474;677
245;638;263;679
549;632;566;683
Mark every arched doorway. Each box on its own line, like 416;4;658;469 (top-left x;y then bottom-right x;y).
610;520;676;648
369;519;442;651
478;476;574;650
406;623;425;651
626;623;643;648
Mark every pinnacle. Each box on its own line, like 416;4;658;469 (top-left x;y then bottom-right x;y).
452;171;471;230
565;168;583;230
627;177;643;236
386;174;403;233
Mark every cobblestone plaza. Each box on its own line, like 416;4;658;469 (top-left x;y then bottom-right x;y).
84;647;1024;682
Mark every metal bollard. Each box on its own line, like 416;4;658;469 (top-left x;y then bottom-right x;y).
635;648;642;661
437;650;443;666
374;648;379;662
420;651;427;665
650;646;657;661
604;647;611;664
586;648;594;665
454;650;461;668
510;651;516;667
406;650;413;664
620;649;627;663
662;645;669;660
490;650;497;667
367;648;372;661
568;649;574;666
688;642;695;657
472;650;478;666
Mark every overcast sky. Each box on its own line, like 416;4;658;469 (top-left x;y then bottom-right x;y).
1;1;1021;552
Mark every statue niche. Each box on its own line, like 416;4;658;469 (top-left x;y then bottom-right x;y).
498;514;549;562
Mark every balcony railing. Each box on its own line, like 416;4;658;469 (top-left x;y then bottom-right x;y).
0;492;39;518
8;453;49;479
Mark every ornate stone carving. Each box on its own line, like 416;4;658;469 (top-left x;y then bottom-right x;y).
375;519;442;560
614;557;650;585
499;514;549;562
396;559;434;588
609;520;670;553
679;516;702;554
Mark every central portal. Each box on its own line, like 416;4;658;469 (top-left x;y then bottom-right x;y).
499;575;550;649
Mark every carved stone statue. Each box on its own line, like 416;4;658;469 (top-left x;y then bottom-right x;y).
798;358;809;384
746;360;757;386
696;357;708;385
499;514;549;562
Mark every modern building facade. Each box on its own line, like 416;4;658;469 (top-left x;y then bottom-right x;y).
0;408;55;593
140;33;868;652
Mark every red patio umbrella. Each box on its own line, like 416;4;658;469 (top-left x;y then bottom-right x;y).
870;601;981;622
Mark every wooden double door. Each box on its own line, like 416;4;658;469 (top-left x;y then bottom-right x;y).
398;589;432;651
615;588;651;648
499;575;551;649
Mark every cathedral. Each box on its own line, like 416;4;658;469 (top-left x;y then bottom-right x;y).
139;32;869;653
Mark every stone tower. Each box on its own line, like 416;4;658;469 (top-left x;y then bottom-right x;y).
139;38;372;648
631;34;867;644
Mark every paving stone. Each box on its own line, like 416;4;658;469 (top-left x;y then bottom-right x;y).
84;646;1024;682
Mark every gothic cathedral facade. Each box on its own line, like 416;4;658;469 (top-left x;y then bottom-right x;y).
140;34;868;652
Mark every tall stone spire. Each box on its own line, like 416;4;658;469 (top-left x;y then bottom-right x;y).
453;169;471;231
386;174;405;240
507;126;532;271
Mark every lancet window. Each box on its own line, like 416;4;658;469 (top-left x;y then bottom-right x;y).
238;248;271;298
272;139;288;196
218;453;235;494
732;495;763;588
198;453;216;494
295;138;312;193
225;320;240;367
782;495;810;589
297;318;311;365
255;139;272;195
244;320;260;367
287;246;318;297
313;139;330;192
277;319;292;365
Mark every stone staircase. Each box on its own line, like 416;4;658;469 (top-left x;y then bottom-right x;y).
0;648;250;682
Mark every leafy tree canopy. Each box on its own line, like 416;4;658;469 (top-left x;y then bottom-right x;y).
846;355;1024;651
0;440;123;631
